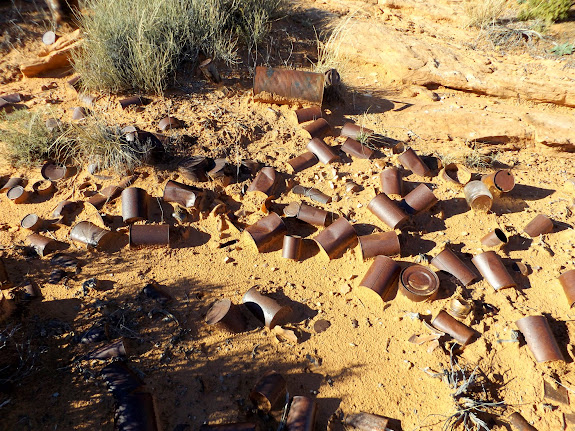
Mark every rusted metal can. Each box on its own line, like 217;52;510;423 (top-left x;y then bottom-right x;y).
357;231;400;260
119;96;145;110
430;248;477;286
246;167;278;196
341;137;373;160
286;396;317;431
400;183;437;214
440;163;472;188
32;179;55;196
516;315;564;363
41;162;71;181
358;255;401;303
287;152;318;173
306;138;339;164
471;251;516;290
1;177;24;193
158;117;181;131
242;286;292;329
303;118;331;139
314;217;357;259
20;214;43;231
482;170;515;195
432;310;476;346
163;180;203;209
52;200;77;220
560;269;575;308
291;185;331;204
88;339;127;360
448;297;473;319
368;194;408;230
296;203;329;226
508;412;538;431
250;370;287;412
129;224;170;248
70;221;113;248
122;187;149;223
26;234;56;257
344;412;390;431
340;123;374;140
398;148;430;177
282;235;303;260
295;106;322;124
380;167;403;197
399;265;440;302
244;213;287;253
523;214;554;237
253;66;324;105
115;391;160;431
480;229;508;247
7;186;29;204
205;299;246;333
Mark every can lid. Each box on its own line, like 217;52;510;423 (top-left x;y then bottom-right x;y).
400;265;439;301
205;299;232;325
41;162;68;181
494;170;515;192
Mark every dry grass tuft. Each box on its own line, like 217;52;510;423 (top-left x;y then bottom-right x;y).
464;0;508;29
313;13;355;76
73;0;288;94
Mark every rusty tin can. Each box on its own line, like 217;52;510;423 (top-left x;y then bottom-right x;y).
253;66;324;105
20;214;43;231
432;310;476;346
41;162;71;181
340;123;374;140
314;217;357;259
158;117;181;131
523;214;554;237
7;186;29;204
26;234;55;257
286;396;317;431
295;106;322;124
398;147;430;177
292;185;331;204
482;170;515;194
244;213;287;253
32;179;55;196
440;163;472;188
380;167;403;197
306;138;339;164
480;229;508;247
246;167;278;196
242;286;292;329
122;187;149;223
296;203;329;226
368;194;408;230
357;231;400;260
341;137;373;160
430;248;477;286
70;221;113;248
399;265;440;302
471;251;516;290
508;412;538;431
559;269;575;308
358;255;401;302
129;224;170;248
1;177;24;193
250;370;287;412
303;118;331;139
345;412;390;431
287;152;318;173
205;299;246;333
88;339;127;360
400;183;438;215
516;315;564;363
282;235;303;260
163;180;203;209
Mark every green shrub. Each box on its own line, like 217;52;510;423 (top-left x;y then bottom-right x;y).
518;0;574;23
72;0;287;94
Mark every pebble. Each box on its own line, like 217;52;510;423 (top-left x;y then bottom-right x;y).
270;267;278;271
223;256;232;263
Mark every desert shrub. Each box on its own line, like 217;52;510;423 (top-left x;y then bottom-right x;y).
51;118;154;173
518;0;574;23
0;110;63;167
72;0;287;94
0;110;152;172
464;0;508;28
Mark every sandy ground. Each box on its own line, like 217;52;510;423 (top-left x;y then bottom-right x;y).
1;1;575;431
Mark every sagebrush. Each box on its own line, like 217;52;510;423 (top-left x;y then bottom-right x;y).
518;0;573;23
72;0;287;94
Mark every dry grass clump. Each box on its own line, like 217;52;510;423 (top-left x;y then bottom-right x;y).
0;110;65;167
464;0;508;29
0;110;153;173
73;0;288;94
51;118;154;173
